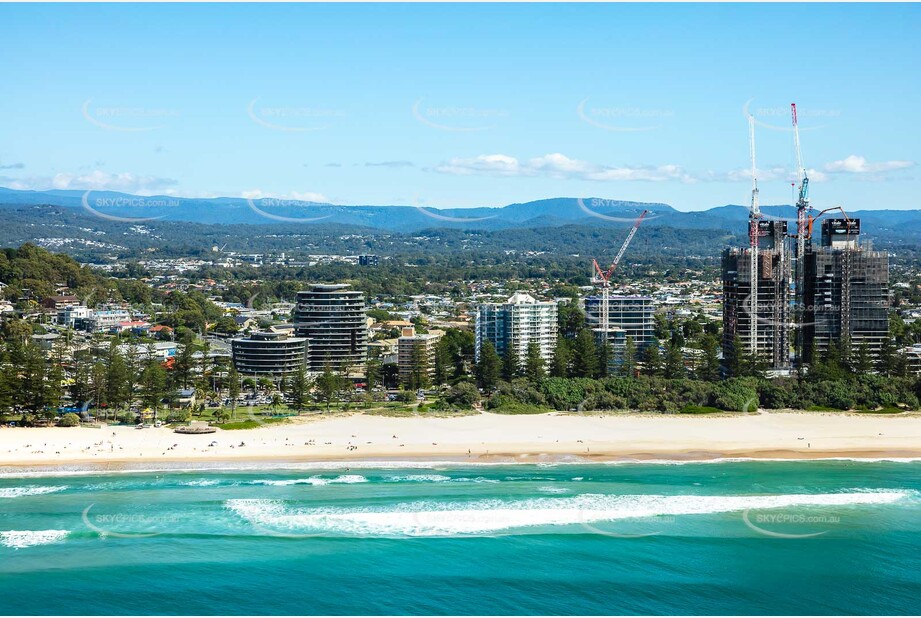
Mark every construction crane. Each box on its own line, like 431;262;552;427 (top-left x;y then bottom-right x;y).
748;115;761;359
791;103;811;363
806;205;850;239
591;209;649;333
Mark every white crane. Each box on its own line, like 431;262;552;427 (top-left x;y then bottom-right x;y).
791;103;810;363
748;115;761;358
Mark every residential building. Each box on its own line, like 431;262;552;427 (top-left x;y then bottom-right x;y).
802;219;889;362
85;308;133;333
397;326;443;388
231;331;309;377
293;284;368;373
58;305;92;328
43;295;80;310
475;292;558;367
721;220;791;370
584;294;655;351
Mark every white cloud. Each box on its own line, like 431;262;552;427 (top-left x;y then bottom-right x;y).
823;155;914;174
242;189;329;203
435;154;524;177
1;170;178;195
435;153;695;183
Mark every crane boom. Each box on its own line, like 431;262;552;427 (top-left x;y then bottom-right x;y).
594;209;649;283
791;103;809;208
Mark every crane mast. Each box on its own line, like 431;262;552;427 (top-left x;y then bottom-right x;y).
592;209;649;334
748;115;761;360
791;103;810;364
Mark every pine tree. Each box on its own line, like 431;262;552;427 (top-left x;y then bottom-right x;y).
596;340;612;379
641;340;664;377
697;333;721;381
315;363;342;412
501;345;519;381
286;365;312;413
21;343;48;413
105;342;130;411
620;336;637;377
852;341;873;374
475;341;500;392
725;335;742;378
550;339;571;378
227;364;241;419
524;341;546;381
570;329;599;378
876;337;897;376
139;360;168;420
663;339;685;378
366;351;383;390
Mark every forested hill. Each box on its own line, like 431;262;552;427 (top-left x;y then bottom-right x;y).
2;187;919;238
0;202;740;264
0;244;108;301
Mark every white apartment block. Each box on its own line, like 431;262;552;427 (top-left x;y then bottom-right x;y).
475;292;558;366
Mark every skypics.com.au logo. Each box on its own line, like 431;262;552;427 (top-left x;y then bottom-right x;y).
577;99;674;132
412;99;510;132
82;191;180;223
245;196;332;223
82;99;180;132
247;98;345;132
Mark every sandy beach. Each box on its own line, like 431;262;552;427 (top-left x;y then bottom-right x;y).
1;410;920;471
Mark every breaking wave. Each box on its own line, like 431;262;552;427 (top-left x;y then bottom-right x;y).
250;475;368;487
225;490;912;538
0;486;67;499
0;530;69;549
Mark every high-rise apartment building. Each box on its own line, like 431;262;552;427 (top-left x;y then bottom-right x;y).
293;284;368;373
802;219;889;361
721;220;791;370
475;292;558;367
584;295;655;349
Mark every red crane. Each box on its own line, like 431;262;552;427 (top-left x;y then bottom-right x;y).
592;209;650;285
591;209;649;332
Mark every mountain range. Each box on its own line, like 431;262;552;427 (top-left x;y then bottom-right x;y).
1;186;919;239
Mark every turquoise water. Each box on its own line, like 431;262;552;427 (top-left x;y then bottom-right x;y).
1;460;919;615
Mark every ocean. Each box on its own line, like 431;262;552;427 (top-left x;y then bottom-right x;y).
1;460;919;615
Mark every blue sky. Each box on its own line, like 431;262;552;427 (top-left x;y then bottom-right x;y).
0;3;918;211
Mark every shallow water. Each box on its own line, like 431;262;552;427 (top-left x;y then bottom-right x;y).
1;460;919;614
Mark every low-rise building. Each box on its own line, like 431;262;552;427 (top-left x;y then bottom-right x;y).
231;331;309;377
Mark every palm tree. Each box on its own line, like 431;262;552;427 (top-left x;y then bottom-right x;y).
270;393;283;415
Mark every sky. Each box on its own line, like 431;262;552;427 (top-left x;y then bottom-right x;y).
0;3;918;211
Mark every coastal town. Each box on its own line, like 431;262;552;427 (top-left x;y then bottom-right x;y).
1;223;920;440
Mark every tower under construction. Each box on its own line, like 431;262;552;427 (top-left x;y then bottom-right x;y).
802;218;889;362
721;115;792;372
721;220;791;370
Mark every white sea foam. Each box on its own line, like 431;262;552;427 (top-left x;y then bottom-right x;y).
450;476;500;484
1;456;918;479
0;485;67;499
180;479;222;487
225;490;913;538
386;474;452;483
250;475;368;487
0;530;69;549
537;486;571;494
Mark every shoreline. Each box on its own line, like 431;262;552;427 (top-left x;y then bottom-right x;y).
1;410;920;475
2;451;921;478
